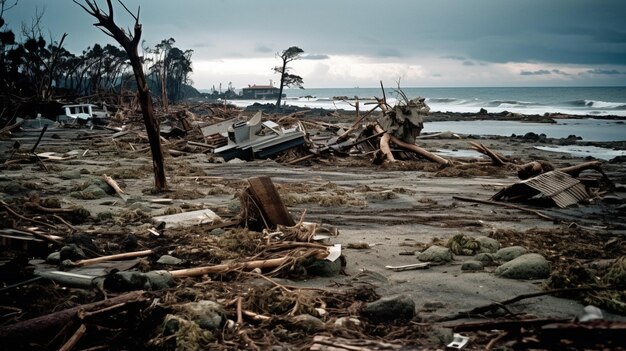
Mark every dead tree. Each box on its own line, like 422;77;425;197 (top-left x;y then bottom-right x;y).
75;0;167;191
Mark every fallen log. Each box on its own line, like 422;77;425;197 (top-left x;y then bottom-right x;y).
388;134;450;165
0;290;147;341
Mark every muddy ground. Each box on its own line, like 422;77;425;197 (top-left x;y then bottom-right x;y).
1;107;625;350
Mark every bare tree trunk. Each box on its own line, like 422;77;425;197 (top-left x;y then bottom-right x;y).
75;0;167;191
275;59;287;109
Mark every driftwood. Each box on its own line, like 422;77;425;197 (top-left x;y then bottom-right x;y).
373;124;449;164
310;335;407;350
0;200;59;231
169;248;327;278
336;103;381;143
72;249;153;267
388;134;450;165
469;141;506;166
0;290;147;341
102;174;127;201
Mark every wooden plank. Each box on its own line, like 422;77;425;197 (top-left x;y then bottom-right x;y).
246;176;295;227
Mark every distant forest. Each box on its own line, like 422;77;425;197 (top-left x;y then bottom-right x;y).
0;4;198;122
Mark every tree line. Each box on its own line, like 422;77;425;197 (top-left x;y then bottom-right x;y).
0;1;193;120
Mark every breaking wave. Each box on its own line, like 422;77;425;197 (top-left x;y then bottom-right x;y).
566;99;626;109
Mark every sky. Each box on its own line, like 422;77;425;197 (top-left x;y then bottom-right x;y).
4;0;626;89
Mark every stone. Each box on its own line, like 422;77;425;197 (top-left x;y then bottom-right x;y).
157;254;183;265
461;260;484;272
59;244;86;261
181;300;225;330
144;270;176;290
475;236;500;253
305;256;344;277
495;246;527;262
210;228;226;235
362;294;415;322
495;253;550;279
473;253;496;266
427;327;454;346
46;251;61;264
417;245;453;263
290;314;325;332
334;316;361;328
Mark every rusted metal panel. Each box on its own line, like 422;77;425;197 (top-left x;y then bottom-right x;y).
492;171;589;208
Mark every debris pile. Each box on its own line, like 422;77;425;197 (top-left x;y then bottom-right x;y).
1;90;625;349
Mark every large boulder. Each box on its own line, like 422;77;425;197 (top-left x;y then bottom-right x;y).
495;246;527;262
495;253;550;279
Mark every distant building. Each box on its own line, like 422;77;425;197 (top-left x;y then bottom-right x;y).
240;84;283;100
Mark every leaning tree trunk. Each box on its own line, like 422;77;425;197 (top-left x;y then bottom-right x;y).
75;0;167;191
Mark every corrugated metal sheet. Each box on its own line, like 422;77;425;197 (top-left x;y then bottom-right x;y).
492;170;589;208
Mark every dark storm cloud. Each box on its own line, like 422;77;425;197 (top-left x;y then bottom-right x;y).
7;0;626;86
302;54;329;60
587;69;625;75
441;56;467;61
520;70;551;76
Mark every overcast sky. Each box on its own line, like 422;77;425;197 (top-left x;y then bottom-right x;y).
5;0;626;89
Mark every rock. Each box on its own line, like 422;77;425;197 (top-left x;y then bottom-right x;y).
59;244;86;261
474;253;496;266
305;256;344;277
609;155;626;163
427;327;454;346
210;228;226;235
475;236;500;253
461;260;484;272
495;253;550;279
157;254;183;265
495;246;527;262
181;300;225;330
290;314;325;332
362;294;415;322
417;245;453;263
334;316;361;328
46;251;61;264
144;270;176;290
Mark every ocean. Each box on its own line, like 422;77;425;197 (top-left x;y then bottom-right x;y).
224;86;626;142
264;86;626;117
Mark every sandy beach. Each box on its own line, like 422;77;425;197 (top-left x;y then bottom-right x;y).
1;106;625;350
